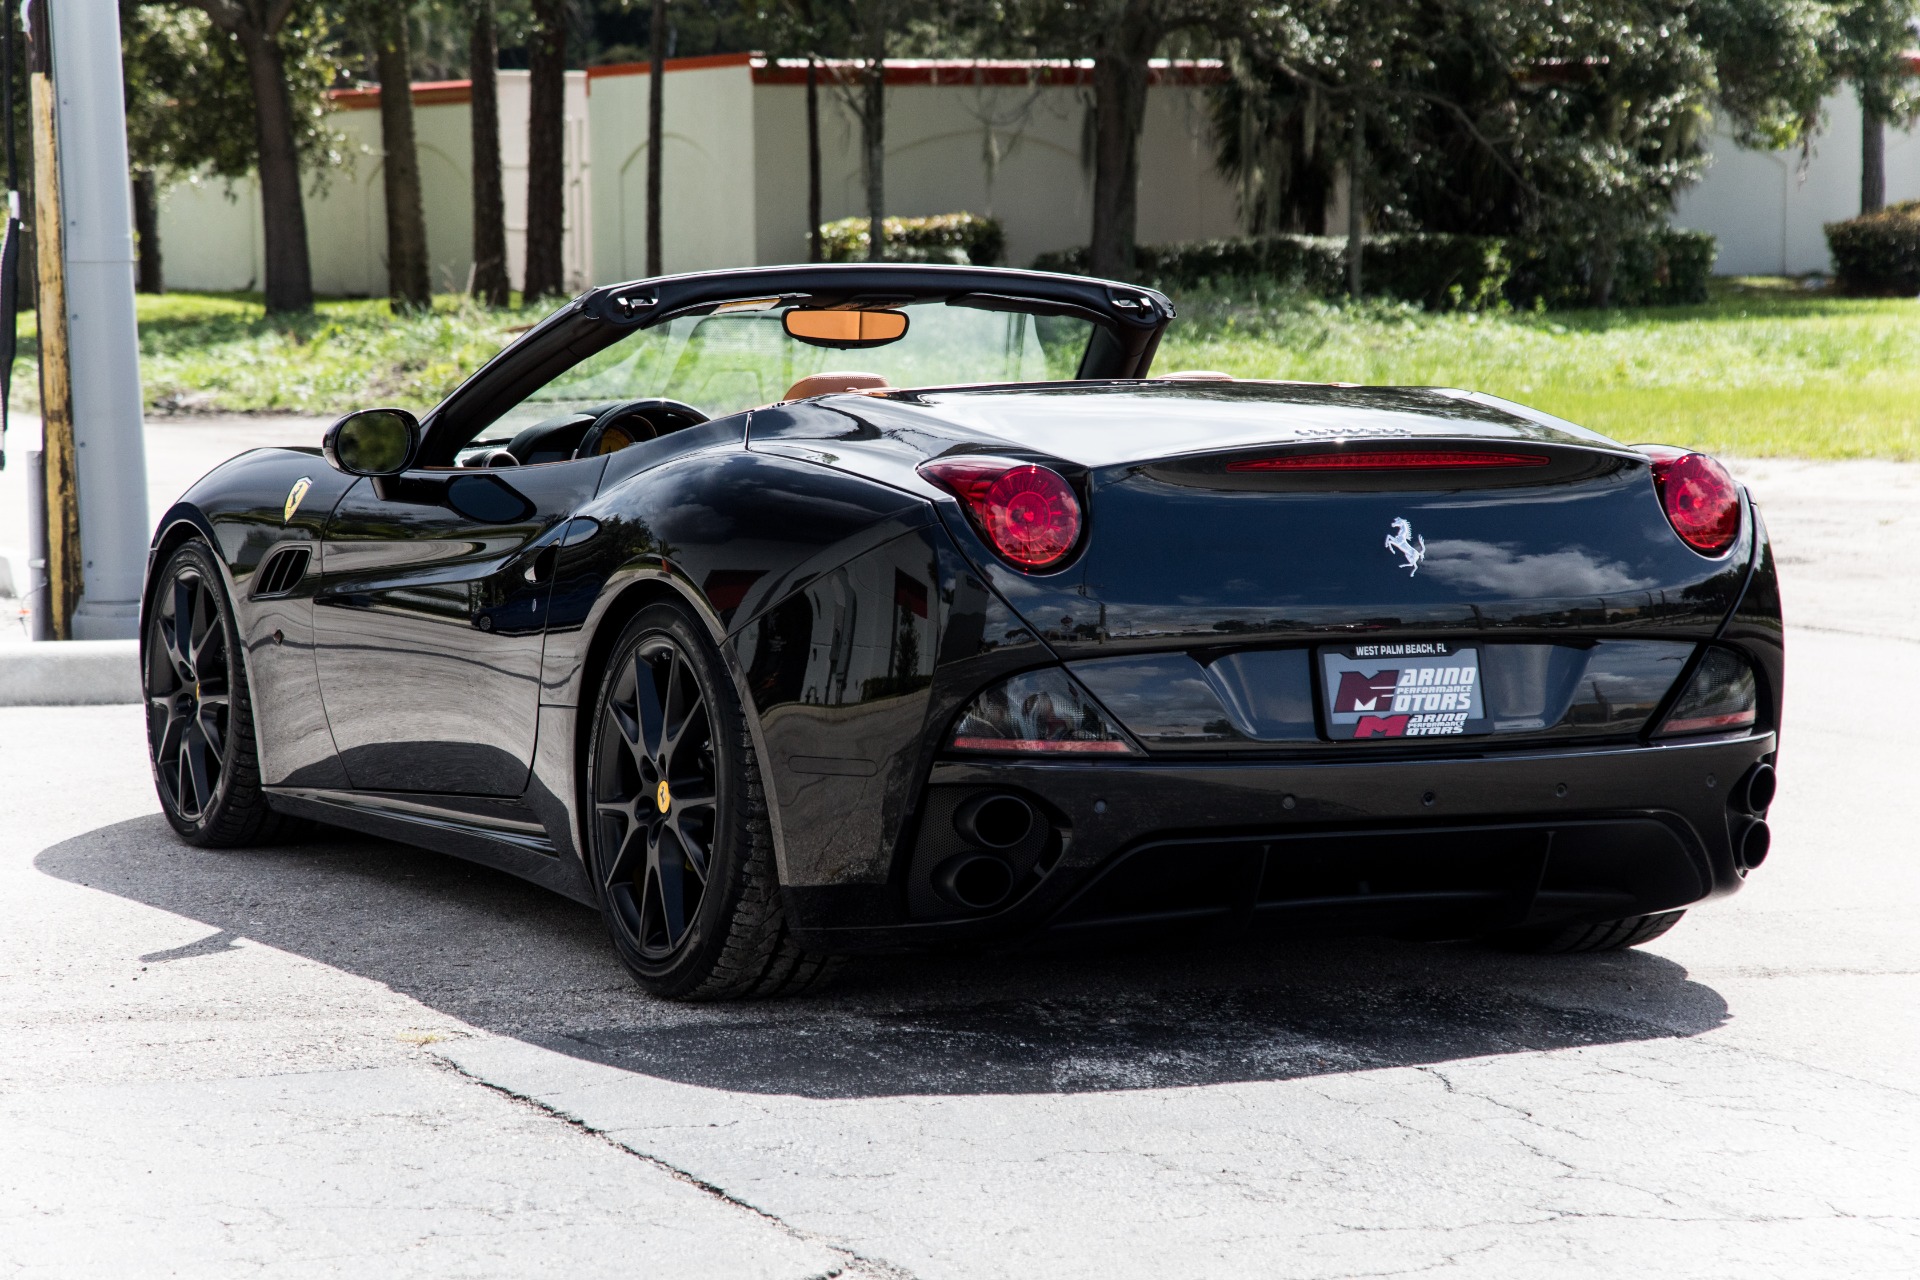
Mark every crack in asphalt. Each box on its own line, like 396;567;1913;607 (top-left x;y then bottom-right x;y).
430;1054;918;1280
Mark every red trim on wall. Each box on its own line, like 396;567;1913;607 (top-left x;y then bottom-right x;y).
329;79;473;111
749;57;1229;88
586;51;757;80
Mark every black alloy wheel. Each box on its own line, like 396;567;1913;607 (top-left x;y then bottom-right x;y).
144;541;286;845
594;627;721;959
587;603;838;999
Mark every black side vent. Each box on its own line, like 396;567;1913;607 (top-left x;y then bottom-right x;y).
253;545;312;598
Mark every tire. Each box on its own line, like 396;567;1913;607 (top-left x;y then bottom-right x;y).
144;540;292;846
585;602;839;1000
1491;910;1686;954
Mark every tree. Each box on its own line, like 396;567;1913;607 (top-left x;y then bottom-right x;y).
123;2;335;297
647;0;664;275
469;0;510;304
1228;0;1832;302
181;0;327;313
351;0;432;310
1022;0;1236;279
1826;0;1920;213
522;0;567;299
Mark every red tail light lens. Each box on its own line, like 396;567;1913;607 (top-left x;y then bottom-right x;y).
1225;450;1549;472
1641;446;1740;555
919;458;1083;570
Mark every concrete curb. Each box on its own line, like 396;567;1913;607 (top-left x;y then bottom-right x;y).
0;639;142;706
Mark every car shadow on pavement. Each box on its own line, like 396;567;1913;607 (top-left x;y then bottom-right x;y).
38;815;1730;1098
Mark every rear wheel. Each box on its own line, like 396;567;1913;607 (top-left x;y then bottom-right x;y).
144;540;289;846
1491;910;1686;954
586;603;838;1000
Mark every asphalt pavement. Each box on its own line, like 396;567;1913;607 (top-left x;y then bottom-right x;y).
2;418;1917;1277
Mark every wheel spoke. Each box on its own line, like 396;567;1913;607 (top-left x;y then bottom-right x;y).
635;649;667;758
150;695;184;763
193;610;226;684
654;825;690;944
196;705;226;759
668;817;709;885
181;725;213;815
667;779;715;809
164;580;194;681
599;812;647;892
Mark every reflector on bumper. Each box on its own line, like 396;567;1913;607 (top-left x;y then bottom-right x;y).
1657;647;1758;736
950;668;1140;755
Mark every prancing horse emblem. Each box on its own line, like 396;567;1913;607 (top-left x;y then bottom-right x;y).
1385;517;1426;576
284;476;313;524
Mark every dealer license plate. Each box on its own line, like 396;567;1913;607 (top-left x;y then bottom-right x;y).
1319;641;1489;740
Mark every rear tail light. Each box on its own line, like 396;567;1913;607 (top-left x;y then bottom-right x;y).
1641;446;1741;555
1657;648;1758;736
1225;450;1549;472
949;668;1138;755
919;457;1083;570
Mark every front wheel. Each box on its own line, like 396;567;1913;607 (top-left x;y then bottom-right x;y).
144;540;289;846
585;603;837;1000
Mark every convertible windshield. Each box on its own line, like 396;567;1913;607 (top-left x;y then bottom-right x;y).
491;300;1094;437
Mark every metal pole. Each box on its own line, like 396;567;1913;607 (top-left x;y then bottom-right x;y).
25;446;47;639
52;0;146;639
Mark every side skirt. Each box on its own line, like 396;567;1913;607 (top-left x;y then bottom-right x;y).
266;786;598;907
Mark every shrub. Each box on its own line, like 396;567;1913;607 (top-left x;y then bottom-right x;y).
1035;227;1715;311
1825;202;1920;295
1505;228;1716;308
819;213;1005;266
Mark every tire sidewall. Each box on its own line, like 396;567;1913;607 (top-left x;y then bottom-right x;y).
585;602;754;996
145;540;244;841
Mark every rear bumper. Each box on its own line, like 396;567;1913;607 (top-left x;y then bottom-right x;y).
786;731;1777;952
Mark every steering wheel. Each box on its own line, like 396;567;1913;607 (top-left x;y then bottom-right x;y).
575;399;709;460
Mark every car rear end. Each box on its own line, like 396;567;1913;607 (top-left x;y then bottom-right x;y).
864;383;1782;949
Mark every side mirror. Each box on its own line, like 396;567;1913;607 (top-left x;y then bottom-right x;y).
324;408;421;477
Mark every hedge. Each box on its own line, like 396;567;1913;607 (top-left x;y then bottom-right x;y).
1825;201;1920;294
1032;227;1716;310
819;213;1005;265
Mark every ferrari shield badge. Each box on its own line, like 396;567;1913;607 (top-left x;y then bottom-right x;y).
284;476;313;524
1384;517;1425;576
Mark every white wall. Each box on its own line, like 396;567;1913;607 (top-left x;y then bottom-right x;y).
588;58;760;281
742;61;1239;270
156;59;1239;295
1674;89;1920;276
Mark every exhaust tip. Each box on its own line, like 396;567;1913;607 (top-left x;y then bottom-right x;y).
1739;763;1777;815
933;854;1017;911
953;794;1036;850
1738;820;1771;872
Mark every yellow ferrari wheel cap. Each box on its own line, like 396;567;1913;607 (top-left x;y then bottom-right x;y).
655;779;671;812
284;476;314;524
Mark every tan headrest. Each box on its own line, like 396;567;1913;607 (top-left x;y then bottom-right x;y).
783;371;890;402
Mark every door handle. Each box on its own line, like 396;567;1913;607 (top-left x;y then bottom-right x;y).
523;546;559;585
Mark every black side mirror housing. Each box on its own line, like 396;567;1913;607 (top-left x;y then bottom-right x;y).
324;408;422;477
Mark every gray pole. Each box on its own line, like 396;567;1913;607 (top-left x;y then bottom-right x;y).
52;0;147;640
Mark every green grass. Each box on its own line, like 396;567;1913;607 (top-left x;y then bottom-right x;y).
1158;277;1920;460
13;291;549;418
12;280;1920;458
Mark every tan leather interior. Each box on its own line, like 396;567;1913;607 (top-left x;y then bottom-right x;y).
782;371;891;401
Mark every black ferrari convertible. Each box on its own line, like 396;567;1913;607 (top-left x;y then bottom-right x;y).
143;264;1781;998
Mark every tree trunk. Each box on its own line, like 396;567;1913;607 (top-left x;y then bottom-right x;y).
806;57;822;262
861;22;885;262
468;0;509;305
131;169;162;294
233;24;313;314
373;10;430;312
1087;1;1158;280
646;0;664;276
1346;105;1363;299
1862;99;1886;215
522;0;568;300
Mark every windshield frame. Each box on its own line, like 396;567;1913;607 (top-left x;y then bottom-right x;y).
416;264;1173;466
